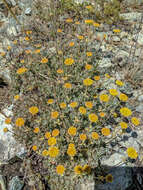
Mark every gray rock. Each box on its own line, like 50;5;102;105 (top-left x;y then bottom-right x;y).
98;58;112;68
137;33;143;45
112;36;120;42
136;104;143;113
25;7;32;15
94;167;132;190
138;95;143;102
120;12;142;22
0;175;6;190
9;176;24;190
7;25;18;36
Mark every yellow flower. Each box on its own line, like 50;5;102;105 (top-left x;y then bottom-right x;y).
85;5;93;10
57;69;64;74
94;76;100;81
109;89;118;96
75;21;80;24
85;101;93;109
41;57;48;63
74;165;83;175
127;147;138;159
14;95;20;100
69;102;78;108
34;44;41;48
105;73;110;78
51;111;59;119
68;126;77;136
15;117;25;127
93;22;100;27
79;106;86;114
42;149;49;156
33;127;40;133
79;134;87;141
45;132;51;139
48;147;59;158
0;52;6;56
101;128;111;136
48;137;57;146
64;58;74;65
25;36;30;41
120;122;128;129
3;127;8;133
7;46;12;50
119;93;128;102
60;102;66;109
29;106;39;115
56;165;65;175
88;113;98;122
17;67;27;74
52;129;60;137
86;52;92;57
120;107;132;117
26;30;32;35
5;118;11;124
67;146;76;157
64;83;72;88
34;49;41;54
131;117;140;126
85;64;92;70
32;145;37;151
105;174;113;183
116;80;124;86
20;59;24;63
83;165;91;174
77;35;84;40
85;19;94;24
69;42;75;47
99;112;106;117
66;18;73;23
99;94;109;102
47;99;54;104
92;132;99;140
113;29;121;33
57;29;62;33
83;78;93;86
13;40;17;44
25;50;31;54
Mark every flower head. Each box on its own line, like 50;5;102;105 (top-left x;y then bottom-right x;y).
15;117;25;127
83;78;93;86
99;94;109;102
68;126;77;136
79;134;87;141
56;165;65;175
32;145;37;151
120;107;132;117
5;118;11;124
101;128;110;136
48;147;59;157
64;58;74;65
120;122;128;129
51;111;59;119
131;117;140;126
69;102;78;108
85;101;93;109
3;127;8;133
74;165;83;175
60;102;66;109
52;129;60;137
119;93;128;102
17;67;27;74
45;132;51;139
67;146;76;157
127;147;138;159
79;106;86;114
92;132;99;140
64;83;72;89
29;106;39;115
33;127;40;133
109;89;118;96
116;80;124;86
105;174;113;183
48;137;57;146
41;57;48;63
88;113;98;123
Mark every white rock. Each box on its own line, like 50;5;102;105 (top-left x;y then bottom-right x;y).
120;12;142;22
112;36;120;42
98;58;112;68
7;26;17;36
25;7;32;15
0;105;25;163
101;153;126;166
138;95;143;102
137;33;143;45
